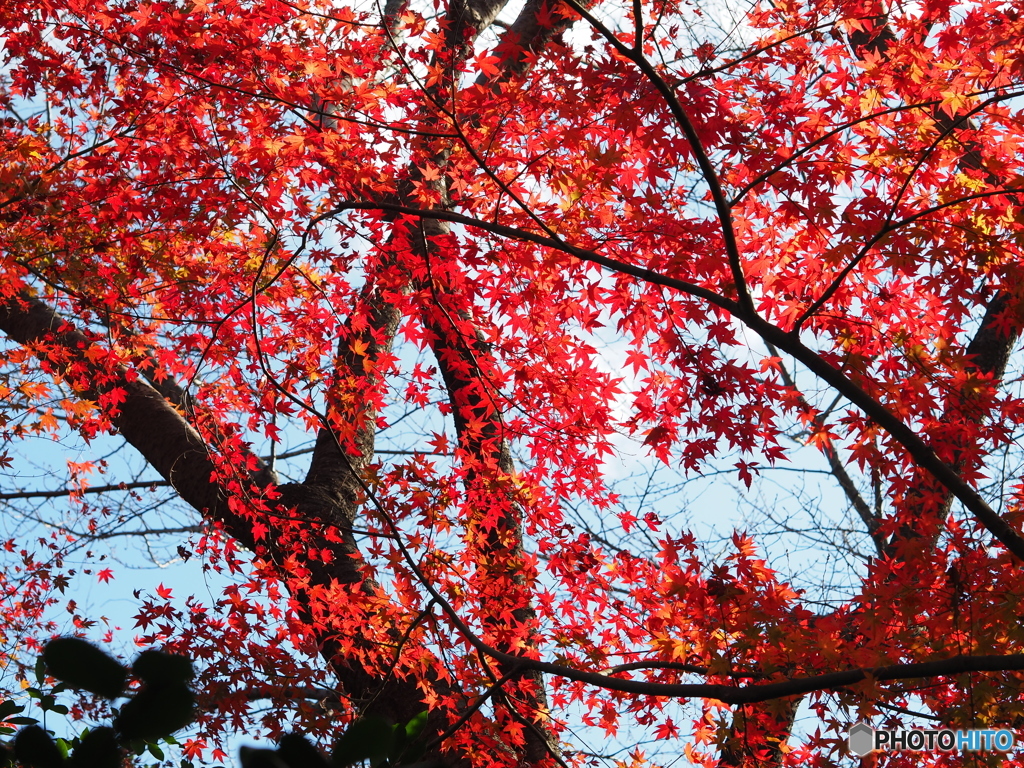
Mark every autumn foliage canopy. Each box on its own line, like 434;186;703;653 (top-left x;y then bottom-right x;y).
3;0;1024;763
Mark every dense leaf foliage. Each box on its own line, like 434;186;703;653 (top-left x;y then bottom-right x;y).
2;0;1024;764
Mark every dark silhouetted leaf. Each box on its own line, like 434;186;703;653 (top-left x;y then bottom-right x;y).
113;684;195;743
277;733;329;768
131;651;194;687
239;747;288;768
43;639;126;700
14;726;63;768
67;728;122;768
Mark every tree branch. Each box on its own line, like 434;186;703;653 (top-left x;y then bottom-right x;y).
0;291;258;550
0;479;171;501
510;652;1024;705
328;200;1024;561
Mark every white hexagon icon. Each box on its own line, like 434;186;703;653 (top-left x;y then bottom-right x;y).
848;723;875;756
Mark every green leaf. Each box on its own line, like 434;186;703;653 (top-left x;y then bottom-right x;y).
332;717;395;768
390;711;429;764
55;738;69;760
0;701;23;720
146;743;164;760
403;711;428;740
8;717;41;725
49;706;69;716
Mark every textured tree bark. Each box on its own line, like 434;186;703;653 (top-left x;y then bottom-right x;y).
422;302;558;762
718;700;798;768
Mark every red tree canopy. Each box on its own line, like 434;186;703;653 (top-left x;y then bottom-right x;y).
2;0;1024;764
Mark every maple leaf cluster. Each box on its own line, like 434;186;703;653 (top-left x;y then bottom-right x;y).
1;0;1024;765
